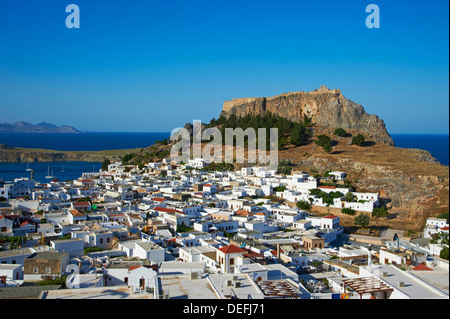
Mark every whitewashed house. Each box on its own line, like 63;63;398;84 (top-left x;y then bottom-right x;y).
50;238;85;258
0;264;23;287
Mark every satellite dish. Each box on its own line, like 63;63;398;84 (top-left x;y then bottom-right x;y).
61;194;71;201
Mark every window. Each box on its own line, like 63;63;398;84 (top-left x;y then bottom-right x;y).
33;266;39;273
100;238;103;244
107;237;110;243
230;258;234;265
46;266;52;274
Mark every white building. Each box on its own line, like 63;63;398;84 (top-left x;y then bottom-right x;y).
0;264;23;287
133;241;165;265
216;245;247;274
50;239;85;258
188;158;211;169
0;187;8;199
306;215;340;230
424;218;449;239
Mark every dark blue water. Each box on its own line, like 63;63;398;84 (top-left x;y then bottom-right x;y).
391;134;449;166
0;161;101;183
0;132;170;182
0;132;170;151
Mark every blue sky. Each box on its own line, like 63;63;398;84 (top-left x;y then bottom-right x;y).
0;0;448;134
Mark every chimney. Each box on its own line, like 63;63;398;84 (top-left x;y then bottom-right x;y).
277;243;281;260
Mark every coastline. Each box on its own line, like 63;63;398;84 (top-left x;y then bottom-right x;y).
0;146;141;163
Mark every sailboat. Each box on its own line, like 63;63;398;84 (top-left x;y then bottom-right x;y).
45;166;54;179
61;165;66;173
26;162;32;172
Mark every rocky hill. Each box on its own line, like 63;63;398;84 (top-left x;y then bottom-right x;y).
0;146;139;163
220;85;394;145
276;130;449;232
0;121;80;133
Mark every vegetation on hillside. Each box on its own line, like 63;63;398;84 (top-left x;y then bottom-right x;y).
207;112;313;150
351;134;366;146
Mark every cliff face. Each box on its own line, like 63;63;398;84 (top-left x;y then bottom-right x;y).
220;86;394;145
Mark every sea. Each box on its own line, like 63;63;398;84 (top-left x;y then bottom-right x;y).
0;132;170;182
0;132;448;183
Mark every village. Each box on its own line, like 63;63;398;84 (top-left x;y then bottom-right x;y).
0;157;448;300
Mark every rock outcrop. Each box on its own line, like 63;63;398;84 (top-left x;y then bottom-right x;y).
220;85;394;145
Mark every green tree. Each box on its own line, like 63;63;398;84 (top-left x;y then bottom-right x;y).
440;246;449;261
372;206;389;217
289;124;307;146
351;134;366;146
101;158;111;171
297;200;312;211
431;232;449;245
309;189;322;196
273;186;287;192
354;214;370;228
344;192;355;202
323;142;332;153
438;212;449;222
121;154;134;165
315;135;331;147
334;128;347;137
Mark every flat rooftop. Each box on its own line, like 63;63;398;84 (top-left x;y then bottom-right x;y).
263;264;300;282
159;261;205;271
39;286;152;299
159;276;217;299
208;273;263;299
409;270;449;296
0;248;34;258
364;265;448;299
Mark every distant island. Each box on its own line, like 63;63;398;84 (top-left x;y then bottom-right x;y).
0;121;80;133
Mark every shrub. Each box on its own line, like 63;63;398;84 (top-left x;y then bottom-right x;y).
176;223;194;233
84;247;103;255
315;135;331;147
351;134;365;146
372;206;389;217
343;192;356;203
309;189;322;196
297;200;312;211
342;207;356;215
323;142;333;153
440;246;449;261
354;214;370;228
334;128;347;137
273;186;287;193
